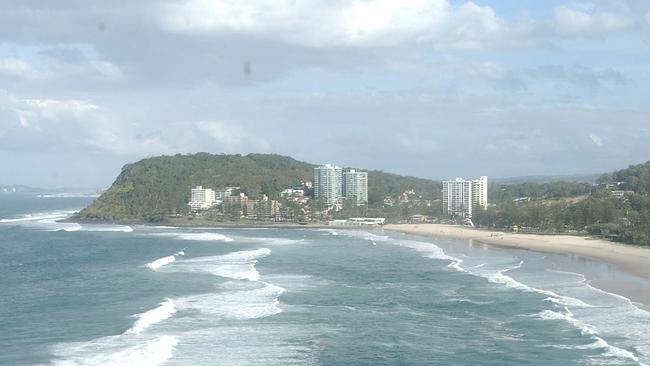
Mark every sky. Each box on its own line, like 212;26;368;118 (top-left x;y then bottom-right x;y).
1;0;650;188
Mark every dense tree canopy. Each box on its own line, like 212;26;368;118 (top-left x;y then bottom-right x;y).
475;163;650;246
76;153;439;222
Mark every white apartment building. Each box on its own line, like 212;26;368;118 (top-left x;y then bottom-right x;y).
443;178;473;217
442;176;488;217
471;176;488;210
188;185;216;211
314;164;343;205
343;169;368;206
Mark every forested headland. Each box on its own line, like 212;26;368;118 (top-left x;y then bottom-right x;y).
75;153;650;246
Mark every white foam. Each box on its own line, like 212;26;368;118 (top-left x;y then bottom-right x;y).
125;299;177;335
535;308;644;365
241;237;305;246
336;230;389;242
392;239;465;272
0;210;135;234
139;225;178;230
82;225;134;233
152;232;233;242
51;335;178;366
0;210;76;223
146;250;185;270
478;261;593;308
47;223;83;232
37;193;100;198
161;248;271;281
176;282;285;320
146;256;176;270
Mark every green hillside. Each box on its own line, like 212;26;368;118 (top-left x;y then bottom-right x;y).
475;161;650;245
75;153;441;222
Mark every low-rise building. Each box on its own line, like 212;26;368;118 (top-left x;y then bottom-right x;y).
328;217;386;226
188;186;216;211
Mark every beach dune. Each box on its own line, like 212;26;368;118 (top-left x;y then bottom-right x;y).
384;224;650;280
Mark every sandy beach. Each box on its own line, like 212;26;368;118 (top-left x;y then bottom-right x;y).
384;224;650;280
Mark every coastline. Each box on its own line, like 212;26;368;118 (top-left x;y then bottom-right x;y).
384;224;650;280
64;217;334;230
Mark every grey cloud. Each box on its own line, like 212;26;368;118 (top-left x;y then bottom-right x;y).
0;1;649;188
529;64;627;87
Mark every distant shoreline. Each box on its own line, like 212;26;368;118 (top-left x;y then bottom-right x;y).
63;217;359;230
384;224;650;280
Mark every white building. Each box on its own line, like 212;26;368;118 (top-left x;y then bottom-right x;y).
188;186;216;211
471;176;488;211
314;164;342;205
443;178;473;217
343;169;368;205
442;176;488;217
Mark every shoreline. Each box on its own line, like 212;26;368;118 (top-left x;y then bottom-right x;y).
384;224;650;306
63;217;334;230
384;224;650;279
63;217;376;230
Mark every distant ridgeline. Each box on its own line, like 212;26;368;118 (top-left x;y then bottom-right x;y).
75;153;441;222
474;161;650;246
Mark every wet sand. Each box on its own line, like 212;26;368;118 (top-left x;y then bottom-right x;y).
384;224;650;279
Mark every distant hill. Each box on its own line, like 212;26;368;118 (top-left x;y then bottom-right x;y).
600;161;650;194
0;185;39;193
75;153;441;222
492;173;600;185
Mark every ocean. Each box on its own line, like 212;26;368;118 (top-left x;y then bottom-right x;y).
1;194;650;366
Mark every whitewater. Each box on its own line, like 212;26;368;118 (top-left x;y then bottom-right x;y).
2;195;650;365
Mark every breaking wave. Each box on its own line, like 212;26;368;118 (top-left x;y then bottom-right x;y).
146;250;186;270
51;300;180;366
0;210;76;223
390;239;465;272
50;335;179;366
536;308;644;365
175;281;286;321
151;232;233;242
158;248;271;281
125;299;177;335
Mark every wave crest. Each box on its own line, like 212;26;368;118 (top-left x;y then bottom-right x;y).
126;299;177;335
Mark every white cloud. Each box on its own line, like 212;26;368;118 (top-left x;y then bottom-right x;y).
554;5;635;37
2;96;139;154
195;121;271;153
159;0;514;48
0;58;34;78
588;132;604;147
14;98;99;128
89;61;123;81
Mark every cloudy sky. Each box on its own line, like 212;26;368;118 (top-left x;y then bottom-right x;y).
1;0;650;188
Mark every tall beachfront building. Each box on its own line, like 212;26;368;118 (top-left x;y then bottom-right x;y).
314;164;343;205
442;176;488;217
442;178;473;217
188;185;216;211
343;169;368;206
471;176;488;211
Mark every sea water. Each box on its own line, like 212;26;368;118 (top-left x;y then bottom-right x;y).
1;194;650;365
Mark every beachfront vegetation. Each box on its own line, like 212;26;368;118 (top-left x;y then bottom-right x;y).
474;161;650;246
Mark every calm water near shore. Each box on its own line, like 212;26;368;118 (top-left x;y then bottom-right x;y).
2;194;650;365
